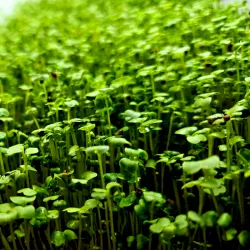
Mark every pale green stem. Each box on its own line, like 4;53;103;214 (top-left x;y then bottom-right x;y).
108;195;116;250
97;154;105;189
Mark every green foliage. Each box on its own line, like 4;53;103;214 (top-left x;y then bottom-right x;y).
10;196;36;206
0;0;249;249
182;156;220;175
217;213;232;228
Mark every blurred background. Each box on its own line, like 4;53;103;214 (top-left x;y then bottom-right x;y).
0;0;248;24
0;0;20;14
0;0;249;15
0;0;25;15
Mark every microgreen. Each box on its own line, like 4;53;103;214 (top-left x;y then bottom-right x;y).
0;0;250;249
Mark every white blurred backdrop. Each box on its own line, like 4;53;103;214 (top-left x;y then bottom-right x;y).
0;0;19;14
0;0;27;15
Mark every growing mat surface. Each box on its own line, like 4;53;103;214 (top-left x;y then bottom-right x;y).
1;0;250;249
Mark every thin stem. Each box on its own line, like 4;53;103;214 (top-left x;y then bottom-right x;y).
129;212;135;236
105;202;111;250
22;151;30;188
210;190;220;213
10;223;18;250
236;177;245;225
97;153;105;189
78;214;82;250
161;164;165;193
90;213;94;250
109;145;115;173
31;228;38;250
71;127;84;178
208;135;214;157
148;201;155;250
49;137;58;162
135;213;139;235
166;112;174;151
43;83;48;100
18;238;25;250
182;173;189;213
202;227;207;250
46;222;53;250
56;217;61;231
97;207;103;250
67;109;71;120
24;220;31;250
226;121;232;173
107;196;116;250
105;97;112;136
56;108;59;122
172;178;181;214
216;226;222;245
149;131;154;155
33;117;40;129
247;117;250;143
150;71;155;96
0;151;5;174
189;227;199;250
144;134;148;151
198;187;204;215
0;227;12;250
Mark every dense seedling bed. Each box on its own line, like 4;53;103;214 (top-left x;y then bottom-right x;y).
1;0;250;249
